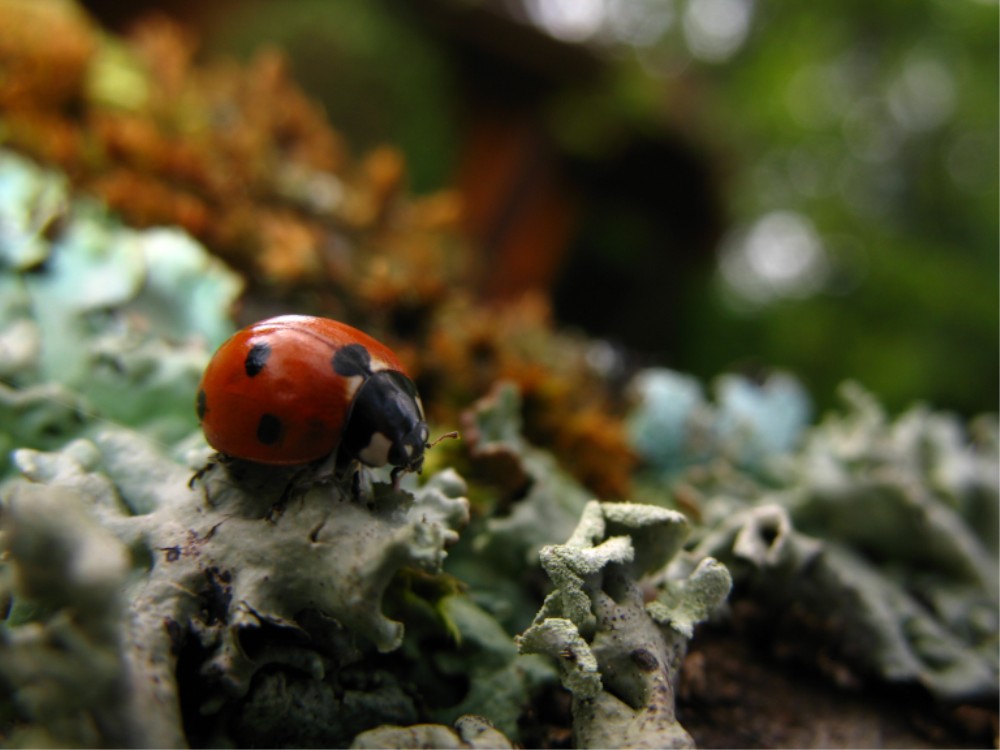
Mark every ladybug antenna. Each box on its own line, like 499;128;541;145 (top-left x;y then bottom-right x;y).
426;430;460;450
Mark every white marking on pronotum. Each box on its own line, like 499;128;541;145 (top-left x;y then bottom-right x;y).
358;431;392;467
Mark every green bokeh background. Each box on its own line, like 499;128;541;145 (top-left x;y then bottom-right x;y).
92;0;998;417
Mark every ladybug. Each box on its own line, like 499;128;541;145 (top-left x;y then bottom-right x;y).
196;315;432;480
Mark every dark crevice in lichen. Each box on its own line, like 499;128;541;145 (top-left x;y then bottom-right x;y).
175;625;221;748
200;567;233;627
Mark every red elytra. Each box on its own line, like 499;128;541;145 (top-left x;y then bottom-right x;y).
196;315;421;467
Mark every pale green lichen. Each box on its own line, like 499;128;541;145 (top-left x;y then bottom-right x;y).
351;714;513;749
517;500;732;749
0;148;242;475
632;372;999;702
456;385;735;747
0;481;134;748
627;367;811;479
648;556;735;639
1;429;470;747
423;594;555;738
0;150;69;271
448;383;593;633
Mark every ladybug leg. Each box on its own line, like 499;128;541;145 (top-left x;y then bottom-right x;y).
310;451;340;486
265;465;312;523
189;454;229;507
330;450;371;504
188;459;217;489
265;479;297;523
390;465;405;491
349;465;375;504
265;493;289;524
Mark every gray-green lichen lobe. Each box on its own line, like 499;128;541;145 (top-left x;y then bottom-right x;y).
351;714;514;749
1;481;136;748
629;371;999;704
518;500;731;749
1;428;470;748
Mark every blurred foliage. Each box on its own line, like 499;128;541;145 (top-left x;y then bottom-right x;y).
206;0;458;194
530;0;998;416
196;0;998;416
666;0;999;417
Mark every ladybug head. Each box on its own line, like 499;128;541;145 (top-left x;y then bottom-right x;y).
389;419;431;474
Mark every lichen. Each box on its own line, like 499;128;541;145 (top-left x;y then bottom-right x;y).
351;714;513;749
466;382;594;563
447;382;594;632
420;594;556;737
0;477;133;748
0;148;242;476
1;429;470;747
627;367;811;480
517;500;731;749
0;150;561;748
629;371;999;702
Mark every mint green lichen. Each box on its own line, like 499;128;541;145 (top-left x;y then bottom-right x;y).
2;429;470;747
351;714;514;749
628;367;811;478
0;148;242;475
0;150;69;271
655;379;999;701
426;594;555;738
448;383;593;632
518;500;732;749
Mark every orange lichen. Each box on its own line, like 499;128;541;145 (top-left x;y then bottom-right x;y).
0;0;95;110
424;295;635;498
0;8;370;281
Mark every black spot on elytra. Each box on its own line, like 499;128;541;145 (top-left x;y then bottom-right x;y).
256;413;283;445
332;343;372;378
196;389;207;421
244;342;272;377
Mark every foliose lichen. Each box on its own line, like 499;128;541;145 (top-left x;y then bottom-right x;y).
0;148;242;476
442;382;595;635
1;428;470;747
627;367;812;480
517;500;732;749
629;370;999;702
351;713;513;749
